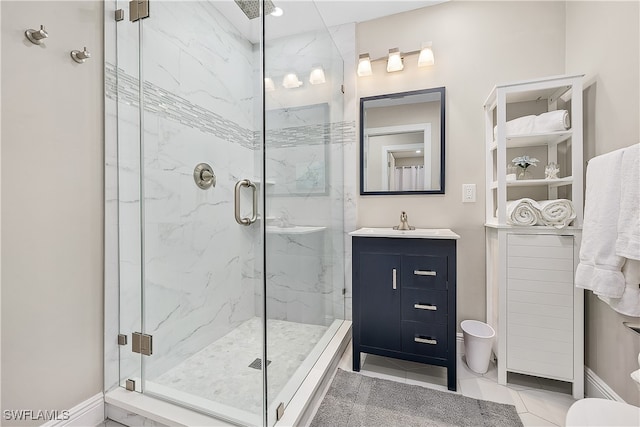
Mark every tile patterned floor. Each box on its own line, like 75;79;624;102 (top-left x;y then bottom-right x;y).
152;318;327;415
327;342;576;427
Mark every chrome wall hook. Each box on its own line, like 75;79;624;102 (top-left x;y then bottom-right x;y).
25;25;48;45
71;46;91;63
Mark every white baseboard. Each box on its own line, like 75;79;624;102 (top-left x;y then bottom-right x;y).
585;367;626;403
42;393;104;427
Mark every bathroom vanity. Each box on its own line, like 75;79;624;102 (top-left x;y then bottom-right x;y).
350;228;459;391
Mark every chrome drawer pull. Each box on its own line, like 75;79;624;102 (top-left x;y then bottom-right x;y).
414;270;436;276
414;303;437;311
414;336;437;345
392;268;397;290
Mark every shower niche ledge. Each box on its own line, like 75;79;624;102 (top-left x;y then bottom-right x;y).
266;225;326;235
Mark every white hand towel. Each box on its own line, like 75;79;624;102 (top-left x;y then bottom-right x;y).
575;148;626;298
505;198;540;226
616;143;640;260
598;259;640;317
533;110;570;133
536;199;576;229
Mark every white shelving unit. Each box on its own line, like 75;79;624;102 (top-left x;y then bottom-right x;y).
484;75;585;399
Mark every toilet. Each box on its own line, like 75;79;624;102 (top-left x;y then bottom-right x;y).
460;320;495;374
566;399;640;426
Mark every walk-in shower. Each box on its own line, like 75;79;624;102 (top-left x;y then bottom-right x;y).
104;1;347;425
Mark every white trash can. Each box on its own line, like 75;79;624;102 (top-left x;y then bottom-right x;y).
461;320;495;374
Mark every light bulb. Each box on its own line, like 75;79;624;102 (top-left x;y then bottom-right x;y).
418;42;435;67
282;73;302;89
357;53;372;77
264;77;275;92
309;65;326;85
386;48;403;73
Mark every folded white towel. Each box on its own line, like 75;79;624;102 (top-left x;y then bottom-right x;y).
505;198;540;226
533;110;570;133
616;143;640;260
575;148;626;298
536;199;576;229
598;259;640;317
494;110;570;138
493;115;535;138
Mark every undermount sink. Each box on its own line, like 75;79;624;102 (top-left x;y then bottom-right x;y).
349;227;460;239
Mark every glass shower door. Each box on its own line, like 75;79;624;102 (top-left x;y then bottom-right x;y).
133;1;265;425
263;1;345;424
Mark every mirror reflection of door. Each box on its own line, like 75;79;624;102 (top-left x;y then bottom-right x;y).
365;125;431;192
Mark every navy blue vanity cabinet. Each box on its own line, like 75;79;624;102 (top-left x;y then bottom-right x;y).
352;235;457;391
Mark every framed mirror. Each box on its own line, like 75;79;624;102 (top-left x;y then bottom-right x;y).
360;87;445;195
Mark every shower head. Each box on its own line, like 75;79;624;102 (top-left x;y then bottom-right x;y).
234;0;276;20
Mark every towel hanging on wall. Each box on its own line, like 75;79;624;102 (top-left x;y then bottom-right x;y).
576;143;640;316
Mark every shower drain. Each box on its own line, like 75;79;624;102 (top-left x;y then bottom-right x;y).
248;358;271;370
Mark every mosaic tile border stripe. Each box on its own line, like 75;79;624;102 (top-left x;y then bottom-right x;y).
106;63;356;150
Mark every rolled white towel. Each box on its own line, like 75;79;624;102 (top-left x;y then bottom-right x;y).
536;199;576;228
505;198;540;226
533;110;570;133
493;115;536;138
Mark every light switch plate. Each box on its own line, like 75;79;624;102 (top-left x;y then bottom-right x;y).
462;184;476;203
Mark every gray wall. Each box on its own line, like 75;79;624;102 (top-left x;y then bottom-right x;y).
0;1;104;424
565;1;640;405
356;1;567;328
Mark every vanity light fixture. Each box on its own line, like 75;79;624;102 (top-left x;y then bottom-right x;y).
264;77;275;92
357;53;373;77
386;48;404;72
282;73;302;89
418;41;435;67
357;42;436;76
309;65;326;85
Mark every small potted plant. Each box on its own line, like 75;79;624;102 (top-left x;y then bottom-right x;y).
512;155;539;180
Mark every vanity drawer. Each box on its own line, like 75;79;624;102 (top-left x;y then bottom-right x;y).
402;255;448;290
401;321;448;358
401;288;448;324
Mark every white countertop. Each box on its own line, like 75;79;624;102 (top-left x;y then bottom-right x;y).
349;227;460;240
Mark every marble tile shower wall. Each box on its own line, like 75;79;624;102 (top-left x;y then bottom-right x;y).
257;121;355;325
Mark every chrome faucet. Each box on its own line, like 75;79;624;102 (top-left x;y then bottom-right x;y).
393;211;415;230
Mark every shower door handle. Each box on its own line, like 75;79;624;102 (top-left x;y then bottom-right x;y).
234;179;258;226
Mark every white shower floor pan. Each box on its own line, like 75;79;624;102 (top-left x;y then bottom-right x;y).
105;320;351;426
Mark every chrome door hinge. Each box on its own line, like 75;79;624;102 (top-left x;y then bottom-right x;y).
276;402;285;421
117;334;128;345
115;9;125;22
125;379;136;391
132;332;153;356
129;0;150;22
